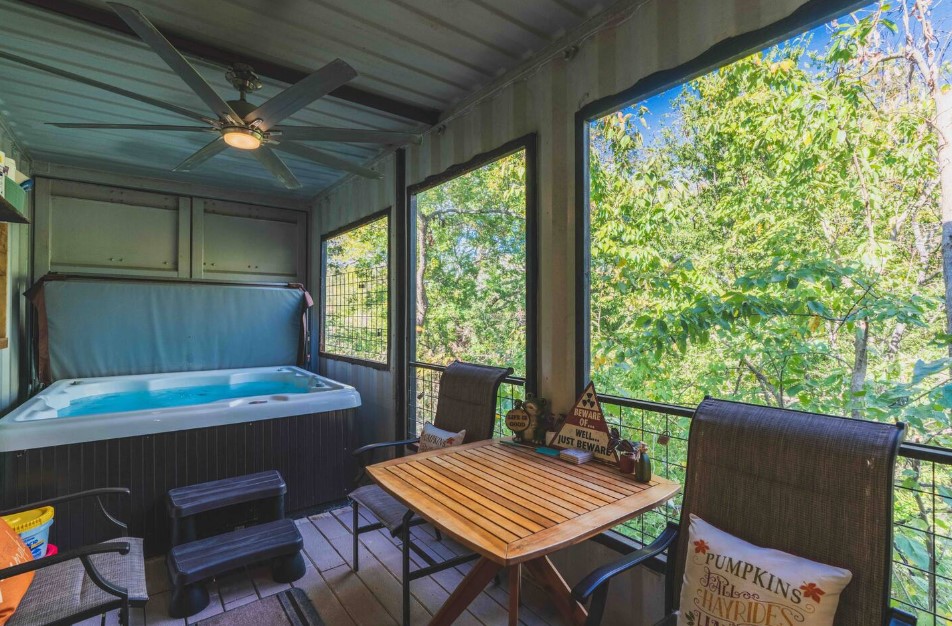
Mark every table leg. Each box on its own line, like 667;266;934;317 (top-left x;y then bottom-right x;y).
429;557;502;626
524;556;589;626
508;563;521;626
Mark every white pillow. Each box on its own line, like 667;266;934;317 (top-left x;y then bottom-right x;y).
678;515;852;626
418;423;466;452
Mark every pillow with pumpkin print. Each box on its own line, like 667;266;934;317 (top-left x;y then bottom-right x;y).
417;423;466;452
678;515;852;626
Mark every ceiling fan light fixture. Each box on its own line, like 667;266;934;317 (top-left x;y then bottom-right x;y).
222;127;262;150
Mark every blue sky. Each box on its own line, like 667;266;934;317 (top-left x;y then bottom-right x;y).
604;1;952;140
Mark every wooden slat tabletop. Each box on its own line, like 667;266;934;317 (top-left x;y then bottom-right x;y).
367;439;680;565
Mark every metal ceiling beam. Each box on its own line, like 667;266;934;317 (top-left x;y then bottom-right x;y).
17;0;442;126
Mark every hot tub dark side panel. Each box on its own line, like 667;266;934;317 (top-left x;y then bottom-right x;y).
0;409;356;557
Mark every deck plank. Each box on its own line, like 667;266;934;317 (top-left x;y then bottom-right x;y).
295;564;358;626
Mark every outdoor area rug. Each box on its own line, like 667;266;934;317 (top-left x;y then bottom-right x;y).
196;588;324;626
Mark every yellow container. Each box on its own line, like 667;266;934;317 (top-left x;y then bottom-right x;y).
2;507;54;558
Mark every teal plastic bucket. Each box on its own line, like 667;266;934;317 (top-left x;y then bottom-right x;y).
3;506;54;558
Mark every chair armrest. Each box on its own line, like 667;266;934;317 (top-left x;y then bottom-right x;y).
353;438;420;457
889;608;917;625
1;488;131;536
0;488;130;516
0;541;130;580
571;523;679;603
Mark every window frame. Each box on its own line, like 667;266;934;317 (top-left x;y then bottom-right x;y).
319;208;392;369
573;0;871;395
406;133;539;404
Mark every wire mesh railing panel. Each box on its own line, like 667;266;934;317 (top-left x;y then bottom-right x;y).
598;396;952;623
892;456;952;625
322;264;388;363
598;398;690;544
407;362;523;439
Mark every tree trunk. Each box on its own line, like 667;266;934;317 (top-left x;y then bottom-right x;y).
415;216;430;331
850;320;869;418
934;87;952;356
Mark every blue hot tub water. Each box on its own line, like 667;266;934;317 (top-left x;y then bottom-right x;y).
57;380;310;418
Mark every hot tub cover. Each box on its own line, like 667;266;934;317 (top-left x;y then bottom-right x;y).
28;276;312;382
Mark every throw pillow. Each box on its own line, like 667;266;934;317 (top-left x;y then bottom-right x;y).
418;423;466;452
0;518;34;625
678;514;852;626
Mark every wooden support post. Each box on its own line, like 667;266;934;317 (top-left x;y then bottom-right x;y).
429;557;502;626
524;556;589;626
508;563;521;626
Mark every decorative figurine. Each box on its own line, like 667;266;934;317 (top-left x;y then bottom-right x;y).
523;393;550;445
635;441;652;482
505;400;531;443
616;438;637;474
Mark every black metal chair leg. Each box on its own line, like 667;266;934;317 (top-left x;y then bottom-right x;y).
402;521;411;626
434;527;442;541
352;500;360;572
494;573;501;586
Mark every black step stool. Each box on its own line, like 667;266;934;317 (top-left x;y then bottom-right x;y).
167;518;305;618
167;470;287;547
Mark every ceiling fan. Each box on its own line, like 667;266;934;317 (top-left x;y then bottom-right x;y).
0;2;422;189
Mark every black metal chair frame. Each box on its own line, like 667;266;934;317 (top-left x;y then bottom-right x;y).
350;361;512;626
0;488;140;626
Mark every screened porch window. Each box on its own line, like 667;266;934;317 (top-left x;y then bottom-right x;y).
582;2;952;620
320;213;389;365
408;139;536;437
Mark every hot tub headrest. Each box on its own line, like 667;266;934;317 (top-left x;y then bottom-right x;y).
28;276;313;382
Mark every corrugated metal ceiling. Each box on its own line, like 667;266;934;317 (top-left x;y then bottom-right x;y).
0;0;606;198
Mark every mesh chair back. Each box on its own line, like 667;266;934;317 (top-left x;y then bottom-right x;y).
433;361;513;443
672;397;905;626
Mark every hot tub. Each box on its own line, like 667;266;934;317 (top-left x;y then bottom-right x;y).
0;366;360;452
0;366;361;556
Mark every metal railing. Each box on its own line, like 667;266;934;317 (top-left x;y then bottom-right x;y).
404;368;951;622
596;395;952;626
407;361;525;439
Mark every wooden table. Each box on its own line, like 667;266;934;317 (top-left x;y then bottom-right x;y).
367;439;680;626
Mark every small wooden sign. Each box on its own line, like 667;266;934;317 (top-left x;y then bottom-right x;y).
551;382;617;464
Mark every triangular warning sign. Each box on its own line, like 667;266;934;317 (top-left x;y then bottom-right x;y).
552;382;617;464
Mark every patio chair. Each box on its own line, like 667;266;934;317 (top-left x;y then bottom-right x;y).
0;488;147;625
349;360;513;626
571;397;917;626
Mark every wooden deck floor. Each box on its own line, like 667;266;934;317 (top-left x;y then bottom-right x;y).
82;505;567;625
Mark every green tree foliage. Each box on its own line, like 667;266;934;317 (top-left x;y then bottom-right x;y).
590;3;951;619
414;151;528;376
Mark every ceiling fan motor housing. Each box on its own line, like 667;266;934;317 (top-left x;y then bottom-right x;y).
225;63;263;98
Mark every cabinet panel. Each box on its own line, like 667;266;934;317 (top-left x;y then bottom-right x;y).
39;181;188;278
198;199;307;283
32;179;307;284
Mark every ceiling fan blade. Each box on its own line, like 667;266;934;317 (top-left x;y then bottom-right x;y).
245;59;357;130
49;123;212;131
108;3;240;123
252;146;302;190
271;141;382;180
273;126;422;144
173;137;228;171
0;50;210;123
